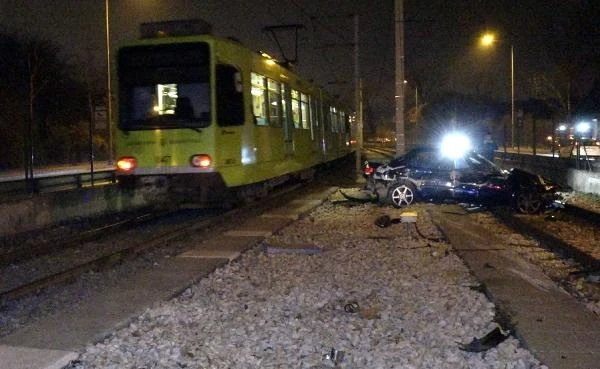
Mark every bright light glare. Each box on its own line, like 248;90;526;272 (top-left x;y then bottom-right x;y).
441;133;471;159
481;33;495;47
576;121;591;133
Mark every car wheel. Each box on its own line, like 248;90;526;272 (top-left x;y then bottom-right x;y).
387;182;415;208
515;192;543;214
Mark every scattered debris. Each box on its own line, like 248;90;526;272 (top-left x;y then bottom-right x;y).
322;347;345;367
344;301;360;313
458;326;510;352
338;188;376;203
460;203;487;213
375;215;396;228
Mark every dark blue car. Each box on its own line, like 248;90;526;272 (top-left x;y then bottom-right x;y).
363;147;560;214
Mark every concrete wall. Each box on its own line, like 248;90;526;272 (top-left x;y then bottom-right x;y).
0;186;148;236
567;168;600;195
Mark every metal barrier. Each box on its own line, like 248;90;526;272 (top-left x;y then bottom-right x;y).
495;151;599;192
0;168;117;199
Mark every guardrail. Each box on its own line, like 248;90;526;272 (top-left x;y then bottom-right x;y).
0;166;117;199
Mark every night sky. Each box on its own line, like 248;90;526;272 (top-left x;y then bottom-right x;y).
1;0;599;122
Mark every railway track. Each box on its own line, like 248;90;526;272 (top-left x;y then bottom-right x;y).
0;207;220;302
0;173;323;339
0;155;357;304
2;152;599;340
464;200;600;311
362;145;396;161
492;203;600;271
0;208;170;268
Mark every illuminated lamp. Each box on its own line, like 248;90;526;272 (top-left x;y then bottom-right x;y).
191;154;212;168
440;133;472;159
576;121;591;134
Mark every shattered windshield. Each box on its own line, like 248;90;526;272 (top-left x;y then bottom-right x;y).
462;152;503;175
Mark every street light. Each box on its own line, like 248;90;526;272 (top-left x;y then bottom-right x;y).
105;0;113;164
403;80;419;147
480;32;515;148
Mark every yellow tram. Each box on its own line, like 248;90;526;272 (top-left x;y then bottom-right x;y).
115;19;353;204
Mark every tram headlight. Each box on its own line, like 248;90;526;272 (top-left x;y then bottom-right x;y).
116;156;137;171
191;154;212;168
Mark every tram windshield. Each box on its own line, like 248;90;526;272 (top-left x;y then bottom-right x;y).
118;42;211;130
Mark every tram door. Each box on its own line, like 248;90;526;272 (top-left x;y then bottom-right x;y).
216;64;244;164
282;84;295;157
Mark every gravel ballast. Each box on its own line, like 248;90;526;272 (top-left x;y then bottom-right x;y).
71;201;545;369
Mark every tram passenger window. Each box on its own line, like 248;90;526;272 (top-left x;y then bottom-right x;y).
251;72;268;126
300;93;309;129
330;107;338;133
216;64;244;126
291;90;301;128
267;79;282;127
281;83;289;128
309;96;318;139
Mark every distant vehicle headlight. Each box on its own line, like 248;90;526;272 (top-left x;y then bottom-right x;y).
576;121;591;134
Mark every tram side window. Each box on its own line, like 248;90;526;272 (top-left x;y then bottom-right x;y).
330;107;338;133
323;104;331;132
281;83;289;127
310;96;319;127
216;64;244;126
251;72;268;126
300;93;310;130
267;79;282;127
291;90;301;128
309;96;318;139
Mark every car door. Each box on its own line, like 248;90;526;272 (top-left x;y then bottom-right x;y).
431;155;455;200
450;155;487;201
406;149;440;199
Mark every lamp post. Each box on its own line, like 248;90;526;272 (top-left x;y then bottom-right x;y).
403;80;419;148
481;33;515;148
510;44;514;149
105;0;113;164
394;0;406;155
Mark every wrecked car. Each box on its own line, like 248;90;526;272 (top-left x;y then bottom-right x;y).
363;142;560;214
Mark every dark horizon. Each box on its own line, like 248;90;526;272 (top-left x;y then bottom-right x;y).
1;0;599;121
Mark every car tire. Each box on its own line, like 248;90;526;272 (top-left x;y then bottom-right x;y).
387;181;416;208
515;192;543;214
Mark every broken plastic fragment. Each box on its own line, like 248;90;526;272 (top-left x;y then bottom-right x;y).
374;215;401;228
344;301;360;313
339;188;376;202
323;347;345;366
